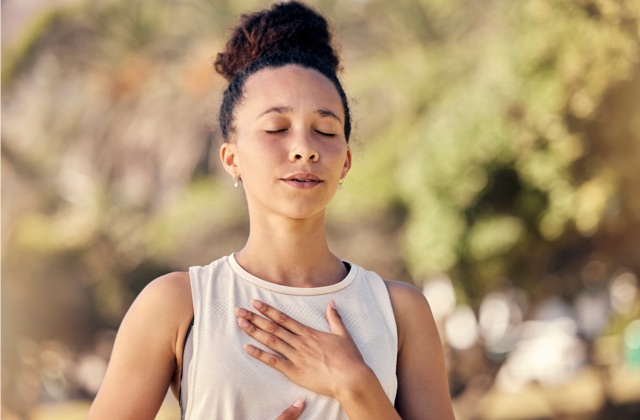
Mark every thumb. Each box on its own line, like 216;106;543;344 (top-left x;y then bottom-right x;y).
326;300;347;335
275;397;305;420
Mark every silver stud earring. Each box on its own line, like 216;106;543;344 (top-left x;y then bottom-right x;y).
338;179;344;190
233;175;241;188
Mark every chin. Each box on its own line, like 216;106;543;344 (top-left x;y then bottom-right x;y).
249;193;332;221
277;203;328;221
285;209;326;221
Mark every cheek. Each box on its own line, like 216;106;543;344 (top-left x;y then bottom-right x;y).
327;143;349;162
236;141;283;173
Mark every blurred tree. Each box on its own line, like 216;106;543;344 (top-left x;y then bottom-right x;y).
333;0;640;303
2;0;640;415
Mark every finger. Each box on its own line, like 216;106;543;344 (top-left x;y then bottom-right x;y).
237;307;297;341
237;317;295;355
326;300;348;336
275;397;305;420
252;300;309;336
244;343;294;372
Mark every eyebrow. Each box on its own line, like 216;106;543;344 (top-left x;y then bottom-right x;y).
317;109;343;123
257;106;343;123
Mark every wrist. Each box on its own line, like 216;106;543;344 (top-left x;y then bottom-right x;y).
335;364;377;405
335;365;400;420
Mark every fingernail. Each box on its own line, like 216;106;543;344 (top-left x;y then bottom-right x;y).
329;300;337;310
237;317;249;328
292;396;305;408
237;308;247;317
253;299;266;310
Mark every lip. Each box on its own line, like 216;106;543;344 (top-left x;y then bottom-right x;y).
281;172;323;189
283;173;322;182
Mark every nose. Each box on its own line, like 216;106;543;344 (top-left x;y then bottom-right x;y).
289;131;319;162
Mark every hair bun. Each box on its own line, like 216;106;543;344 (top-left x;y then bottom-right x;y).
214;1;340;81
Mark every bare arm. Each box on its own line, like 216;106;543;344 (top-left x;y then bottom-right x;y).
88;272;308;420
386;280;455;420
87;272;192;420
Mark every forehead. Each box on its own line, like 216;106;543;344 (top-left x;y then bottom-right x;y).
240;65;343;116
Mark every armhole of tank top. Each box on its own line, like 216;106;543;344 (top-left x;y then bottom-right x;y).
382;279;400;358
179;317;194;419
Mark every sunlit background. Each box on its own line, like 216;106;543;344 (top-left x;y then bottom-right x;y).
2;0;640;419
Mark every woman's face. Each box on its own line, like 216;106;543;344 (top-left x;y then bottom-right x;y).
220;64;351;221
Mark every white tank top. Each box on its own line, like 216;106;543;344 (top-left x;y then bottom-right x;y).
182;254;398;419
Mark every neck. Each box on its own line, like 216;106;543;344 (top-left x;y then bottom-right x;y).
234;212;346;288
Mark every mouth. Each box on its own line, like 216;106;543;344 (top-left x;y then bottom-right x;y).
287;178;321;182
282;173;323;188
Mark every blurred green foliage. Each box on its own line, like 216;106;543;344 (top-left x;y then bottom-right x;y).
333;0;640;300
2;0;640;415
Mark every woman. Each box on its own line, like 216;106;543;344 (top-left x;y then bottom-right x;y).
88;2;454;419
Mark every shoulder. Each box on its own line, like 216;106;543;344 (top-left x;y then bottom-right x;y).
383;280;436;351
117;272;193;383
135;271;192;316
139;271;191;303
384;280;430;315
125;271;193;345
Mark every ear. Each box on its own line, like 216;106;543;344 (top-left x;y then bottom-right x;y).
341;147;352;179
220;142;239;177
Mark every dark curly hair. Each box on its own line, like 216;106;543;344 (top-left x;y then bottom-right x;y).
214;1;351;142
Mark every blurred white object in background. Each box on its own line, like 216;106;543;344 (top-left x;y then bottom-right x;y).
479;292;523;357
423;274;456;321
575;289;611;341
445;305;479;351
610;271;638;315
495;317;586;391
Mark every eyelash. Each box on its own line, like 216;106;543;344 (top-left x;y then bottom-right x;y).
317;131;336;137
265;129;335;137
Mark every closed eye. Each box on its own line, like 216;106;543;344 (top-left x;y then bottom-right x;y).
265;129;288;134
316;130;336;137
